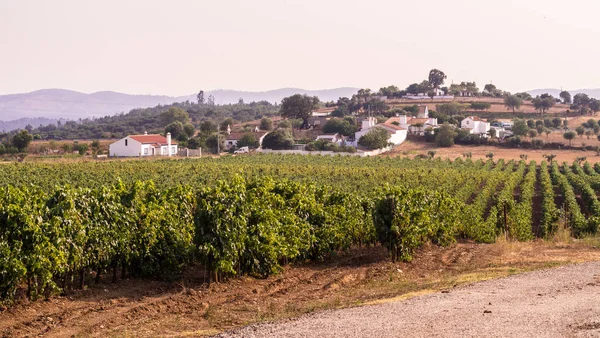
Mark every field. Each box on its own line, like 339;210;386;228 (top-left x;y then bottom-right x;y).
2;154;600;335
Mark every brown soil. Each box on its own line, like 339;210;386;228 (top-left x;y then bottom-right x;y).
1;240;599;337
390;140;600;163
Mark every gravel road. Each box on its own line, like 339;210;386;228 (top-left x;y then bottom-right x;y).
217;262;600;338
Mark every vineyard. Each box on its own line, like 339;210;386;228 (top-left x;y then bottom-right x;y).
1;154;600;306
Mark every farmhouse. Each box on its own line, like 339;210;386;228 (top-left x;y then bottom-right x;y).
316;133;344;145
387;106;439;135
225;130;269;150
109;132;177;157
461;116;491;136
354;116;408;146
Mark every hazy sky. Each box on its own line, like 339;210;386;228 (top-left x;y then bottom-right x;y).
1;0;599;96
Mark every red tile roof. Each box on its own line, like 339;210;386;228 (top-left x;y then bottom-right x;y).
467;116;486;122
380;123;406;131
408;118;430;125
129;134;177;145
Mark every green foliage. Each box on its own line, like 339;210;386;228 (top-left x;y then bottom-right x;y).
262;129;294;150
236;133;260;149
373;187;460;262
322;118;356;136
436;102;467;115
358;127;390;150
280;94;320;129
260;118;273;131
504;95;523;112
11;130;33;151
470;102;491;110
435;123;457;147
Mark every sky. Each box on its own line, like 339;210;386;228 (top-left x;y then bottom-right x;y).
1;0;599;96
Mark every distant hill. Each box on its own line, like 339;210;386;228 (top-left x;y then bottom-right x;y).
0;87;360;124
0;117;65;133
527;88;600;99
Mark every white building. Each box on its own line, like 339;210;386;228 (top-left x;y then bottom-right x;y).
316;133;344;145
461;116;491;136
386;106;439;135
225;130;269;150
354;116;408;146
109;132;177;157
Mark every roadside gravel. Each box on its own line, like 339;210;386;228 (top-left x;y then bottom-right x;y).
217;261;600;338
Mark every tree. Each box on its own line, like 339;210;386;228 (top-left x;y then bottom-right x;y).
576;126;585;138
488;128;497;139
183;123;195;138
278;120;292;129
544;128;552;138
262;129;294;150
512;119;529;137
165;121;184;139
563;131;576;146
435;123;457;147
260;118;273;131
528;129;538;140
199;120;217;134
514;92;533;101
197;90;205;104
160;107;189;125
590;99;600;114
236;133;260;149
322;118;356;136
207;95;215;106
220;118;234;131
12;130;33;151
470;102;491;110
559;91;572;104
436;102;467;115
573;93;591;114
358;127;390;150
504;95;523;113
552;117;562;128
428;69;447;91
585;130;593;139
206;134;225;153
532;95;555;116
238;98;244;105
280;94;320;129
484;84;497;94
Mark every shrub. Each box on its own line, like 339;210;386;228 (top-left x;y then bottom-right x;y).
358;127;390;150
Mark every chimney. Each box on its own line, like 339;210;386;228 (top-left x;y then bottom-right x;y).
167;132;172;157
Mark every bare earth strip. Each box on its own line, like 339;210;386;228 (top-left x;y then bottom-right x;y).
218;262;600;338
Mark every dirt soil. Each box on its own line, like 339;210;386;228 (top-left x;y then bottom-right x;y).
221;260;600;338
390;140;600;163
1;241;599;337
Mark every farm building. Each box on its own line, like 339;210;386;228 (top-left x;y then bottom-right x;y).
225;130;269;150
461;116;491;136
354;117;408;146
109;132;177;157
316;133;344;145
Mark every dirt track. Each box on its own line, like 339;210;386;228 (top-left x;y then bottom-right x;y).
218;262;600;338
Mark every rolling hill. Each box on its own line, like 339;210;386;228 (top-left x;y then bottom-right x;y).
0;87;360;123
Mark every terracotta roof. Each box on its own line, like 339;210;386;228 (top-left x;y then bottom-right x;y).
408;118;430;125
467;116;487;122
385;117;403;124
226;131;268;141
129;134;177;145
380;123;406;131
312;107;336;113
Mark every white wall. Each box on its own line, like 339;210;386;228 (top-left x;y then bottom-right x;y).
109;137;143;157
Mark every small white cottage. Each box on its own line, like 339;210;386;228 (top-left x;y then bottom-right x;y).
109;132;177;157
461;116;491;136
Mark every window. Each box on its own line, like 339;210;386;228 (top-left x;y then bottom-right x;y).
171;146;176;154
144;148;148;155
125;139;128;146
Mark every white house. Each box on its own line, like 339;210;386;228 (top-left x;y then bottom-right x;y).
316;133;344;145
109;132;177;157
225;130;269;150
461;116;491;136
386;106;439;136
354;116;407;146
